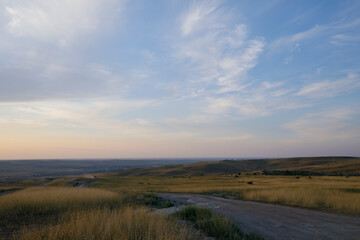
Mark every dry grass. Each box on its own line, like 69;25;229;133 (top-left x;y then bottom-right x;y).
0;187;125;238
91;175;360;215
0;187;204;240
0;187;122;215
16;207;198;240
232;187;360;214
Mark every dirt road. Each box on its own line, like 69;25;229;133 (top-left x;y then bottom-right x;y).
0;179;55;197
74;182;89;188
0;190;18;197
157;193;360;240
37;179;54;186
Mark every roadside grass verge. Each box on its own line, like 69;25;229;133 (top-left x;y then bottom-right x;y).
225;187;360;215
173;205;263;240
16;207;198;240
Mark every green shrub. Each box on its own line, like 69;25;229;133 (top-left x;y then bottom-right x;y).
174;206;243;240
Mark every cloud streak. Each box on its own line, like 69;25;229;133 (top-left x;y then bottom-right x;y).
296;73;360;98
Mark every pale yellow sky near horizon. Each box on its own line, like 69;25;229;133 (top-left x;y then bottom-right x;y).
1;133;357;159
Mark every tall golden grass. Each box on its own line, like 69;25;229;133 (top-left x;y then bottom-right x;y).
0;187;125;239
0;187;123;218
228;187;360;215
17;207;198;240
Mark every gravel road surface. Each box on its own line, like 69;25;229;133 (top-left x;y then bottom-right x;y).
157;193;360;240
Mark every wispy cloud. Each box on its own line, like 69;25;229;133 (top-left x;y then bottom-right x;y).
181;0;223;36
270;25;328;51
270;18;360;51
286;4;323;25
295;73;360;98
173;0;267;119
330;34;360;45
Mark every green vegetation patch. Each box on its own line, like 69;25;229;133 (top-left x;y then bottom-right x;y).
173;205;263;240
123;192;174;208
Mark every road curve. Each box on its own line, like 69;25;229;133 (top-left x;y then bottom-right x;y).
0;179;55;197
157;193;360;240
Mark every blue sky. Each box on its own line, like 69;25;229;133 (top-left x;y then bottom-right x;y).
0;0;359;159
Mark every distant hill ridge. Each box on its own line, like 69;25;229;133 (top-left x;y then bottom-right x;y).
105;157;360;176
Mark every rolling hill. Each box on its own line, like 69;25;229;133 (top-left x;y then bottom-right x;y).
104;157;360;177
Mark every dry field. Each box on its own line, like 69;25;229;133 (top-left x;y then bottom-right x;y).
90;175;360;215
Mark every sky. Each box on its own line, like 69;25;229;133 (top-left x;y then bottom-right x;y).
0;0;359;159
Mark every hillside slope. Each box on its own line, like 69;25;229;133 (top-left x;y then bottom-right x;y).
105;157;360;176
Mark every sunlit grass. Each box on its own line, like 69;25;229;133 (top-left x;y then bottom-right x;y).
17;207;198;240
0;187;122;214
224;187;360;215
0;187;124;238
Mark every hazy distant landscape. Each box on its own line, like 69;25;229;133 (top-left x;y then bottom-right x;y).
0;159;208;180
110;156;360;177
1;156;359;240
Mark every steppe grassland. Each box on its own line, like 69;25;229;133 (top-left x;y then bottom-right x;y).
0;187;199;240
91;175;360;215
